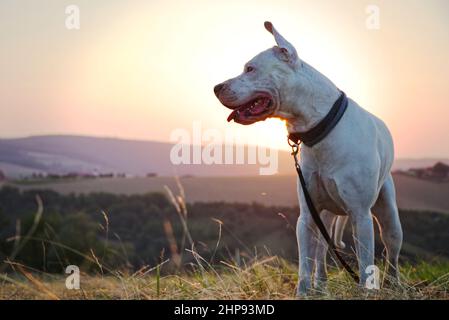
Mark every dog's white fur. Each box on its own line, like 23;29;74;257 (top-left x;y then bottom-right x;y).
215;22;403;295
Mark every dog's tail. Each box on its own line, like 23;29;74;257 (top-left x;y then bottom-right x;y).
334;216;348;249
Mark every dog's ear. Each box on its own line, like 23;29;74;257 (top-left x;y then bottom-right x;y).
264;21;299;66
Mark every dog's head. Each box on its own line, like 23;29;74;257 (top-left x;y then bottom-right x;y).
214;21;301;125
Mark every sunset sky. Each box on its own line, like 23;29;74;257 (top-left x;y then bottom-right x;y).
1;0;448;158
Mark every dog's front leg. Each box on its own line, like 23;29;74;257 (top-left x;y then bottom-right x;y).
296;211;318;296
350;211;375;286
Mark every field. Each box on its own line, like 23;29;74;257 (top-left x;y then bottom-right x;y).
8;173;449;213
1;173;449;300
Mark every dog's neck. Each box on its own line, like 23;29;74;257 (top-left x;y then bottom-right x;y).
282;61;342;134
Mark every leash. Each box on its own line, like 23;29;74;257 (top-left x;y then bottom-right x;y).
289;141;359;282
287;91;359;283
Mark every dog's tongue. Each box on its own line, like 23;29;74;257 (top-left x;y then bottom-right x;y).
227;104;266;122
227;110;238;122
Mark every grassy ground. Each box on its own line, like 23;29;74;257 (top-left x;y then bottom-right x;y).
1;257;448;300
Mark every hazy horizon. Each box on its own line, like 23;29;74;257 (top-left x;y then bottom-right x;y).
2;134;449;163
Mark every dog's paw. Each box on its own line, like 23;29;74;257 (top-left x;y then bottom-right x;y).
296;278;313;298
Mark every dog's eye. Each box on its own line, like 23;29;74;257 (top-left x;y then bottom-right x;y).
245;66;254;73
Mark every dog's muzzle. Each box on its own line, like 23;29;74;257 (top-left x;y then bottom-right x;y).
214;83;276;125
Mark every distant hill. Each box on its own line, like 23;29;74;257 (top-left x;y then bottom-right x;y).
0;135;287;177
0;135;447;178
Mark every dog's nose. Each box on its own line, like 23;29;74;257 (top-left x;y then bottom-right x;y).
214;83;225;97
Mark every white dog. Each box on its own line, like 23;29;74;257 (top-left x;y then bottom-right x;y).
214;22;403;295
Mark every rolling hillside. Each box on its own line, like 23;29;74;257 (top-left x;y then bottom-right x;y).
1;135;447;178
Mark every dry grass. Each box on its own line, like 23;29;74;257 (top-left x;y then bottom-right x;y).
1;256;448;300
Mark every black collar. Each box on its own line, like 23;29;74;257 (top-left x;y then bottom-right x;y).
288;91;348;147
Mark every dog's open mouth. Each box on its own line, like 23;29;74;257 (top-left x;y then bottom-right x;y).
226;95;274;125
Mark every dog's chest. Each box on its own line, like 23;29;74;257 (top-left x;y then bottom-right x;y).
305;171;346;215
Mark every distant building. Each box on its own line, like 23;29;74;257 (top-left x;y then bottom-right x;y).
432;162;449;179
99;173;114;178
0;170;5;181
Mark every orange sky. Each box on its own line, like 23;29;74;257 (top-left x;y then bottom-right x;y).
1;0;448;158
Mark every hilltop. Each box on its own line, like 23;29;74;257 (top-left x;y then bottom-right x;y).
1;135;447;178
